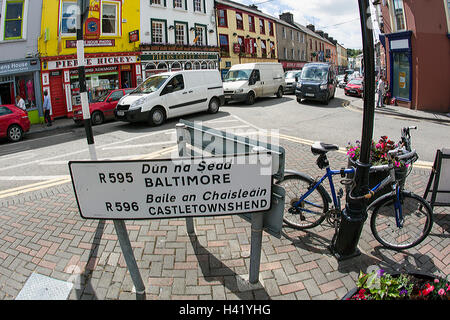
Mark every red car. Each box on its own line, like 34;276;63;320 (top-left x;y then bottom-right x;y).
73;88;134;125
344;79;364;97
0;104;31;142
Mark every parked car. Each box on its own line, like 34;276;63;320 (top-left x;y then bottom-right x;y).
223;62;285;105
0;104;30;142
72;88;134;125
284;70;302;94
344;79;364;97
115;70;224;126
295;62;337;105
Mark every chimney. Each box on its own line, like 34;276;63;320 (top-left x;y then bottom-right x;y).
248;4;259;11
279;12;294;25
323;33;329;39
306;24;315;32
316;30;324;37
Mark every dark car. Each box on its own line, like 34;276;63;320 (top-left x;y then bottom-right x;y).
295;63;337;105
72;88;134;125
0;104;31;142
344;79;364;97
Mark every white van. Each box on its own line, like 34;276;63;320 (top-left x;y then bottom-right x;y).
114;70;224;126
223;63;285;105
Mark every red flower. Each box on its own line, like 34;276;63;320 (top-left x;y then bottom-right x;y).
422;283;434;296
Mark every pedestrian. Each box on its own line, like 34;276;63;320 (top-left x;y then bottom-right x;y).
376;76;385;108
43;90;52;126
15;95;26;111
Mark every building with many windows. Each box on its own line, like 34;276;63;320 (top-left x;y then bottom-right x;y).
297;24;337;65
374;0;450;112
0;0;43;124
276;12;307;71
336;42;348;74
215;0;278;78
139;0;219;78
38;0;142;119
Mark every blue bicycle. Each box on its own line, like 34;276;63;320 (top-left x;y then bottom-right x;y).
277;127;433;250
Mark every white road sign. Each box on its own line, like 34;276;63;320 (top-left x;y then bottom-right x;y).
69;153;272;220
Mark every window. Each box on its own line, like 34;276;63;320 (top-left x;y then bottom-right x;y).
392;52;410;100
445;0;450;33
238;36;245;52
284;47;287;59
109;90;124;101
60;1;77;35
259;19;265;34
249;16;255;32
174;0;183;8
290;29;293;40
282;27;286;39
195;25;206;46
175;23;187;44
193;0;202;12
268;21;274;36
236;12;243;30
0;106;13;116
218;9;227;27
165;75;184;93
219;34;229;55
392;0;406;31
102;2;119;35
151;0;163;5
261;40;267;56
4;0;24;40
291;48;295;60
152;20;166;43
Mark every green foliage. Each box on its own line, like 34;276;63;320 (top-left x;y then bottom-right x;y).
356;270;413;300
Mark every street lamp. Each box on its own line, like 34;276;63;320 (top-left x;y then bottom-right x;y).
329;0;376;260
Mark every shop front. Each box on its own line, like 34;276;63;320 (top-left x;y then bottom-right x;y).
140;49;219;79
0;59;42;124
280;61;306;71
40;53;142;118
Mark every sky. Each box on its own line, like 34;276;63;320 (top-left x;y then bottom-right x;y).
240;0;380;49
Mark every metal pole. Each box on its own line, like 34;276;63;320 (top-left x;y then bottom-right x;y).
249;212;264;284
175;123;195;235
330;0;376;260
76;0;145;297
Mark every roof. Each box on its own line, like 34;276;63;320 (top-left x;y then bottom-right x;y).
294;22;334;45
215;0;277;22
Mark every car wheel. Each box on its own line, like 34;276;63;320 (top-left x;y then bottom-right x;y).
323;93;329;105
207;98;220;114
246;92;255;105
7;124;23;142
296;97;302;103
91;111;104;125
148;107;166;126
276;87;283;98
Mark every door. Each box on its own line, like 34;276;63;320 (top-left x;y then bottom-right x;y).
0;106;15;137
49;73;67;118
0;82;14;105
249;69;263;97
161;75;193;117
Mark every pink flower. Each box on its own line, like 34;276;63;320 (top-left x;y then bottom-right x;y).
434;279;440;284
438;289;445;296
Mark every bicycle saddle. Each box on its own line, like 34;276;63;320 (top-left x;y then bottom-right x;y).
311;141;339;155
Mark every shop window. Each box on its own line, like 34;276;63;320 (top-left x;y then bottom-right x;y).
218;9;227;27
15;75;36;109
71;71;120;104
392;52;410;100
4;0;24;40
101;2;119;36
60;1;77;35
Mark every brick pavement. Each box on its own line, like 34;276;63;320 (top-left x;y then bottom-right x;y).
0;138;448;300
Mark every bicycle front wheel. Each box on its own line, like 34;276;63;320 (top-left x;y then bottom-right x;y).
277;174;329;230
370;192;433;250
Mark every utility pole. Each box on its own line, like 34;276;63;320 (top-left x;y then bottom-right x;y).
330;0;376;260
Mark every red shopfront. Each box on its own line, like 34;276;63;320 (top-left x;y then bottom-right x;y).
40;52;142;118
280;61;306;71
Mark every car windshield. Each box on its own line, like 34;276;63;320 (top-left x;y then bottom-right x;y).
224;69;252;82
93;91;111;102
285;71;298;79
300;66;328;81
131;75;170;94
348;79;362;85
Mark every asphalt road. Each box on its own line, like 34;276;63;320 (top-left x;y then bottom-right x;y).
0;87;446;194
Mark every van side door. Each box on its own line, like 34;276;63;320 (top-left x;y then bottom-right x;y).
161;74;191;117
249;69;263;97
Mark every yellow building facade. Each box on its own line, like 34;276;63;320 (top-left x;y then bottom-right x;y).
38;0;142;118
215;0;278;77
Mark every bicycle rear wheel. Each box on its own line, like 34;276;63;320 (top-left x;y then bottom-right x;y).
276;174;329;230
370;192;433;250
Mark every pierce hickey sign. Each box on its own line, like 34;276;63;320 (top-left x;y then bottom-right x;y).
69;154;272;220
46;55;138;70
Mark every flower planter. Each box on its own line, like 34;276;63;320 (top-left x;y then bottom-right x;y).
347;158;407;205
342;272;448;300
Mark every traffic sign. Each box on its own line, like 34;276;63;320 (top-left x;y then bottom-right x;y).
69;154;272;220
